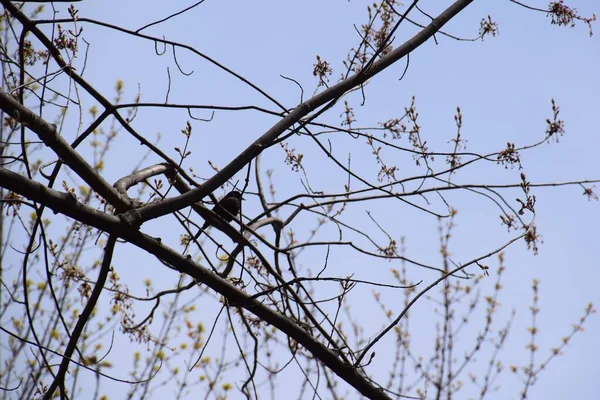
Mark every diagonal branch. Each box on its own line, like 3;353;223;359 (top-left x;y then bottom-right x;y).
0;89;132;212
42;234;117;400
1;0;200;192
130;0;475;223
0;167;392;400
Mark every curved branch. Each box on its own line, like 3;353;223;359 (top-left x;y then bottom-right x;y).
42;234;117;400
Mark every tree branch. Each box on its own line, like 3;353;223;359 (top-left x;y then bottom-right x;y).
130;0;476;223
0;89;131;211
0;167;391;400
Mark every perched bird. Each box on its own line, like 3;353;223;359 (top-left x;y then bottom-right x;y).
199;190;244;234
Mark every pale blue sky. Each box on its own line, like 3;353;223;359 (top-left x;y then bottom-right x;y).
7;1;600;399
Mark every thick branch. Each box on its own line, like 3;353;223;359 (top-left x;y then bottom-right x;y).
130;0;475;223
1;0;200;193
0;89;131;212
0;167;391;400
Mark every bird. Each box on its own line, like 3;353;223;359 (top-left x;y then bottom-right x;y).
198;190;244;235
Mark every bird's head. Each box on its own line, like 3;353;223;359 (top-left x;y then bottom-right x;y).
227;190;244;200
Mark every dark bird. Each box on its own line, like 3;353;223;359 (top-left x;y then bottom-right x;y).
199;190;243;234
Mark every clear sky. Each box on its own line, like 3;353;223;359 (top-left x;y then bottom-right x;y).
6;0;600;399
